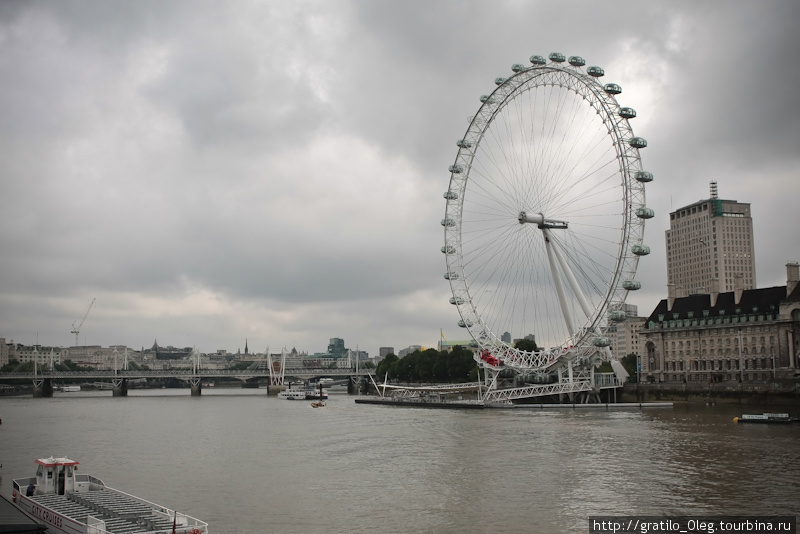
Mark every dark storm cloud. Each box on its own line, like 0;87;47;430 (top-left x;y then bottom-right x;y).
1;0;797;354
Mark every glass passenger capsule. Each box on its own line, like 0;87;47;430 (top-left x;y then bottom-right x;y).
548;52;566;62
587;66;604;77
444;272;459;280
623;280;642;290
635;171;654;183
632;244;651;256
511;63;527;72
529;55;546;65
480;95;495;103
457;139;472;148
619;107;637;119
609;310;628;322
441;218;456;227
604;83;622;94
593;336;610;347
629;137;648;148
636;207;655;219
441;245;456;254
449;297;464;305
449;164;464;173
568;56;585;67
494;77;507;85
443;190;458;200
457;319;473;328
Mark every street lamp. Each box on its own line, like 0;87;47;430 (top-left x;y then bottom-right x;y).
738;328;744;382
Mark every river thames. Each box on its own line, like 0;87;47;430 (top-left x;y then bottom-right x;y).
0;389;798;533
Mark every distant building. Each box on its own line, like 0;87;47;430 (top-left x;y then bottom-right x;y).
501;332;511;343
0;338;8;367
437;340;475;352
640;263;800;384
4;344;67;367
606;304;646;359
379;347;394;358
398;345;423;357
666;182;756;298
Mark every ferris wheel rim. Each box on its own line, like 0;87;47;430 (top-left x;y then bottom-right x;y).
443;55;648;362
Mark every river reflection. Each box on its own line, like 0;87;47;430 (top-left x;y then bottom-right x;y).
0;390;798;533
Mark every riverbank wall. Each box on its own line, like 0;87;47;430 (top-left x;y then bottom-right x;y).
620;380;800;405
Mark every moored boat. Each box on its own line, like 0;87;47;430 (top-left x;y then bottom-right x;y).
12;457;207;534
734;413;798;424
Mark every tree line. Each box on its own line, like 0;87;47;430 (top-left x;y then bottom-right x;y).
375;346;478;383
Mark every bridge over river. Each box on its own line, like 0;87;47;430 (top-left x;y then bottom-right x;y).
0;368;376;397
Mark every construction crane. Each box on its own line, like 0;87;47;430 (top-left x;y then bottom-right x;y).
71;298;96;346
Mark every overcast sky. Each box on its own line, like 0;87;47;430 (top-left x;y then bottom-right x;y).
1;1;798;356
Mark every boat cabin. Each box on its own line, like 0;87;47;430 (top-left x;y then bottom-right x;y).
31;457;79;496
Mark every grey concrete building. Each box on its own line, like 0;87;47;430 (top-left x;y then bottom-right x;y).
666;182;756;298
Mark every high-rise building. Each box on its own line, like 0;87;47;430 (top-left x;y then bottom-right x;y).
666;182;756;298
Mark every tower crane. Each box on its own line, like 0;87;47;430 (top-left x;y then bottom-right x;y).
71;298;96;346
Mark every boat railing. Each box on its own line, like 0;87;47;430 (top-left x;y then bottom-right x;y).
106;487;209;531
12;477;36;493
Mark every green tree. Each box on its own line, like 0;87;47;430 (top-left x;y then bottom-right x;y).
376;354;398;379
620;353;638;381
446;346;476;382
514;338;539;352
1;359;20;372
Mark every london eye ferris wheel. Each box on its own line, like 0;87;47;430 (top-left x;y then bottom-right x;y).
442;52;653;371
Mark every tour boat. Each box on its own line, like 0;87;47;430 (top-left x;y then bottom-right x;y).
12;456;208;534
277;387;328;400
278;389;307;400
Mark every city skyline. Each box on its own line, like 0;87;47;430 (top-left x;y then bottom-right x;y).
1;1;799;356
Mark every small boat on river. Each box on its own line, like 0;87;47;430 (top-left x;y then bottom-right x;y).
12;456;207;534
734;413;798;424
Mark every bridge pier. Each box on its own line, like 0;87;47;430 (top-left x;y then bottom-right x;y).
33;378;53;398
190;378;202;396
112;378;128;397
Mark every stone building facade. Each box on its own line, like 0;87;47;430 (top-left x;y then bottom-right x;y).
640;263;800;384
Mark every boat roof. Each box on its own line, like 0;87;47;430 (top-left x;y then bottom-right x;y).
35;457;79;467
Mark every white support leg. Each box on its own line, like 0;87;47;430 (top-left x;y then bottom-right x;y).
543;229;575;337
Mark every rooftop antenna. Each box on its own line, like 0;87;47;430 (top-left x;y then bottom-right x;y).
710;181;718;199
